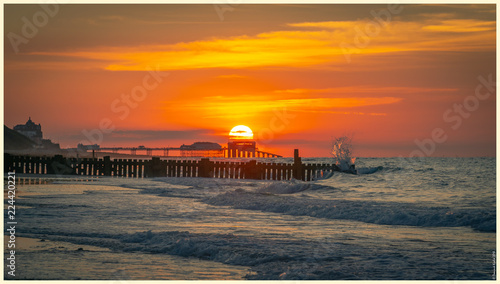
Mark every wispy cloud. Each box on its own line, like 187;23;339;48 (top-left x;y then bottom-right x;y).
164;96;402;121
109;129;210;141
422;19;495;32
273;86;458;95
16;15;494;71
215;74;249;79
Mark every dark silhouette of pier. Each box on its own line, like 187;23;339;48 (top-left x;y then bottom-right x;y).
94;147;281;158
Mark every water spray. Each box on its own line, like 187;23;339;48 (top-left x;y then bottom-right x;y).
331;135;357;174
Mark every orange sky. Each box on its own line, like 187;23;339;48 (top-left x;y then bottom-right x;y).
4;4;496;157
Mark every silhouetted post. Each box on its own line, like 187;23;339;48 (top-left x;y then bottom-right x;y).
103;156;111;176
245;160;261;180
49;155;74;175
4;153;13;173
151;157;163;177
47;156;55;174
199;158;211;177
293;149;303;180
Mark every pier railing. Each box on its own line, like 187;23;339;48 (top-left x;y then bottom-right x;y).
4;150;338;181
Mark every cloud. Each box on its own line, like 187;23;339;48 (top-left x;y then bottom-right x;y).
273;86;458;95
422;19;496;32
107;129;211;141
162;84;460;126
292;109;388;116
17;14;494;71
165;96;402;121
288;21;360;29
215;74;249;79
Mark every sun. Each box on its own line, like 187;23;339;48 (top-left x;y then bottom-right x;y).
229;125;254;140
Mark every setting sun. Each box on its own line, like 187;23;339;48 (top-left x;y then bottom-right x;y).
229;125;254;140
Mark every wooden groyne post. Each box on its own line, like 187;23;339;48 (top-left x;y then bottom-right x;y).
245;159;261;180
151;156;165;177
293;149;303;180
103;156;112;176
199;158;212;177
47;155;75;175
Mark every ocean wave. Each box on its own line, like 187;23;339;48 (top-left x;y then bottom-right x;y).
21;229;331;278
352;165;436;175
253;180;326;194
19;228;414;280
21;226;494;280
355;166;384;175
203;191;496;232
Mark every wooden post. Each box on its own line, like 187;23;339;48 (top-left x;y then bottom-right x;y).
103;156;111;176
293;149;303;181
143;160;149;177
245;160;261;180
46;156;55;174
4;153;13;173
138;160;143;177
151;157;162;177
48;155;74;175
35;157;40;174
199;158;211;177
167;160;173;177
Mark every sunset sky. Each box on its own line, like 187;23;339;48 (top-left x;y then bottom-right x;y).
4;3;496;157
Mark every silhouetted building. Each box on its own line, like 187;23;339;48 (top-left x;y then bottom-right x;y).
227;139;256;158
13;117;60;150
14;117;42;144
180;142;223;157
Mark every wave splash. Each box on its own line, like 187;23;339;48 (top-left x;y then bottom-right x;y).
331;136;357;174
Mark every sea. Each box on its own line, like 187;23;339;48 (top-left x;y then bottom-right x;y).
3;157;497;280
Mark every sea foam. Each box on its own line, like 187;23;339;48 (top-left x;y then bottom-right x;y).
203;190;496;232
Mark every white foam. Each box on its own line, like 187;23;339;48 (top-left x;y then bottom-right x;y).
204;191;496;232
331;136;356;172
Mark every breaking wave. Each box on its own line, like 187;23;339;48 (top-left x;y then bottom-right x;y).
353;166;383;175
21;229;354;280
349;165;434;176
253;180;326;194
203;191;496;232
331;135;356;173
21;222;494;280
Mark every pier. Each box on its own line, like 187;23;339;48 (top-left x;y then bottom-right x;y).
93;147;282;158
